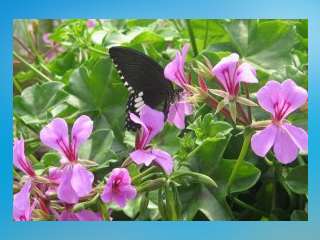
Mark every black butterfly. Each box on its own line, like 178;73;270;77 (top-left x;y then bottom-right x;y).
109;46;181;131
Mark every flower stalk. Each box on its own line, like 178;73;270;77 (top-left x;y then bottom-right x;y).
227;131;252;195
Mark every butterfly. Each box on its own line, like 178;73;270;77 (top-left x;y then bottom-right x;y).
109;46;181;131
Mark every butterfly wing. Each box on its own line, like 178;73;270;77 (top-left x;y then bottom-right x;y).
109;46;175;131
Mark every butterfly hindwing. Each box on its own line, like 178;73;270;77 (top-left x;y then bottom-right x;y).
109;46;176;131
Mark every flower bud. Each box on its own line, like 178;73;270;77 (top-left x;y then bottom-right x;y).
137;178;165;193
195;60;214;80
140;192;149;215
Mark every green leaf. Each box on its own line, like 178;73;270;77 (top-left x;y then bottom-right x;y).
188;113;233;145
64;57;128;153
213;159;261;194
47;50;77;76
285;166;308;195
14;70;37;83
152;123;181;155
181;19;230;52
189;136;231;175
40;152;61;167
210;20;297;79
13;82;68;124
179;184;232;221
78;129;115;165
290;210;308;221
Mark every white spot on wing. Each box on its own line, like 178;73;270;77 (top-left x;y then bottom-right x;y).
134;97;142;103
136;103;145;113
135;101;144;108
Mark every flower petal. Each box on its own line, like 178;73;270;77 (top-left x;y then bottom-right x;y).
119;185;137;199
40;118;69;157
273;126;299;164
101;187;112;203
235;62;258;84
13;181;31;221
13;137;34;176
256;80;283;115
164;44;189;88
130;150;155;166
152;149;173;175
212;53;239;93
113;193;126;208
71;115;93;151
42;33;54;45
281;79;308;117
71;163;94;197
167;101;192;129
282;123;308;152
140;105;164;143
59;211;79;221
57;166;79;204
251;124;277;157
75;210;103;221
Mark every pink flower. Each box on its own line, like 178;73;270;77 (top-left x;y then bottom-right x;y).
87;19;96;28
45;167;62;197
13;136;36;177
59;209;103;221
251;79;308;164
40;116;94;204
129;106;174;174
167;93;193;129
212;53;258;99
164;44;193;129
42;33;54;46
164;44;190;89
101;168;137;208
13;181;37;221
87;19;107;29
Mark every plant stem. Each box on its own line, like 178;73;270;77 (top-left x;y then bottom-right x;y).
236;102;250;125
229;196;269;217
203;19;209;50
13;77;23;94
87;46;109;56
13;51;52;82
132;166;159;182
13;34;35;57
244;83;252;123
185;19;198;56
227;131;252;194
22;19;43;62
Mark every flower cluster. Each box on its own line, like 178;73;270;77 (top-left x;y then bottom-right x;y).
13;115;137;221
130;105;174;174
13;43;308;222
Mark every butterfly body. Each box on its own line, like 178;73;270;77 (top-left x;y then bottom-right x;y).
109;46;180;131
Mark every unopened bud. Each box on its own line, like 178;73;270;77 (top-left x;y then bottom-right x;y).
236;96;258;107
198;75;208;93
78;159;99;167
140;192;149;215
251;120;272;128
195;60;214;80
184;84;200;94
209;89;228;98
137;178;165;193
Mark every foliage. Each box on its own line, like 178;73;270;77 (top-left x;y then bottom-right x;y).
13;19;308;221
